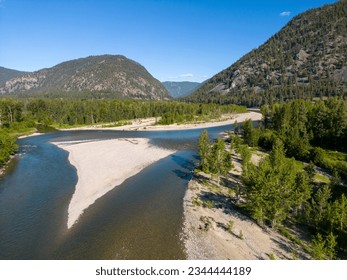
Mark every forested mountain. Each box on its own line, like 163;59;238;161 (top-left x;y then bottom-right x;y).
186;0;347;106
162;81;201;98
0;55;171;100
0;67;29;85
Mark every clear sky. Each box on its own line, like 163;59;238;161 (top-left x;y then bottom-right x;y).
0;0;338;82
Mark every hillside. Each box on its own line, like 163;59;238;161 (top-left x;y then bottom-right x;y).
162;81;201;98
0;55;171;100
0;67;29;85
186;0;347;106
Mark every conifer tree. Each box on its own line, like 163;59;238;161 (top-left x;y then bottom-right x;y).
198;130;211;173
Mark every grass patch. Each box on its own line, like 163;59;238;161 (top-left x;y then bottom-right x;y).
325;150;347;162
239;230;244;240
314;173;330;184
192;196;202;207
226;220;234;233
203;200;215;209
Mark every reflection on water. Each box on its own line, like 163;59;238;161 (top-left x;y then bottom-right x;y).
0;125;230;259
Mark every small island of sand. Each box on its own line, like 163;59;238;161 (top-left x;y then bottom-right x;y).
51;112;262;231
51;138;175;229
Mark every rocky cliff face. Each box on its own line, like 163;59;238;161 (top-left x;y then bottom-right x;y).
0;67;29;86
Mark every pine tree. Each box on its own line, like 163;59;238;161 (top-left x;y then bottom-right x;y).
198;130;211;173
325;232;337;260
242;139;299;227
234;120;239;135
311;185;331;229
312;233;326;260
210;138;232;176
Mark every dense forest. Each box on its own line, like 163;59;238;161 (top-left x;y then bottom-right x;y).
0;97;246;168
184;81;345;107
197;97;347;259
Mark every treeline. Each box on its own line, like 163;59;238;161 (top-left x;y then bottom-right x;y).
183;80;345;107
0;97;246;167
0;98;246;127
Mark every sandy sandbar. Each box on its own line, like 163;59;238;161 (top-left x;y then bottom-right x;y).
59;112;262;132
51;138;175;229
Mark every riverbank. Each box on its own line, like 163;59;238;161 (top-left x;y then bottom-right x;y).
0;156;14;177
17;132;43;139
183;175;309;260
183;140;310;260
59;112;262;132
51;138;176;229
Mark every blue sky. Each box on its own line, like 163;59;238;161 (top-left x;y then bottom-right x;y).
0;0;338;82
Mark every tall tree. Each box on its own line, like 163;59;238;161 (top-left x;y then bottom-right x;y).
198;130;211;173
242;139;299;227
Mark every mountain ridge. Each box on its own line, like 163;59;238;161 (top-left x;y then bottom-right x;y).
162;81;201;98
185;0;347;106
0;55;171;100
0;67;29;85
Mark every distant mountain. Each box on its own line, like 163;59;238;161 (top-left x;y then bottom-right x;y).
162;81;201;98
0;55;171;100
0;67;29;85
186;0;347;106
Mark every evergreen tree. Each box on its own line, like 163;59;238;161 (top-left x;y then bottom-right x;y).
242;139;299;227
234;120;239;135
198;130;211;173
325;232;337;260
312;233;327;260
210;138;232;176
311;185;331;229
241;119;259;147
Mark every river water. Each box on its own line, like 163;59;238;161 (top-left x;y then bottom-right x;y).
0;125;231;259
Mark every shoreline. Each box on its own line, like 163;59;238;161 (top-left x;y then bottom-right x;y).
17;132;43;139
183;178;309;260
51;138;176;229
183;150;310;260
15;112;262;140
59;112;262;132
0;156;15;177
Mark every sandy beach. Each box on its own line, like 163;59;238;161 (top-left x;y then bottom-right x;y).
60;111;262;132
51;138;175;228
17;132;43;139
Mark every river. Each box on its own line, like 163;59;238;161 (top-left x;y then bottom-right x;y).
0;125;231;259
